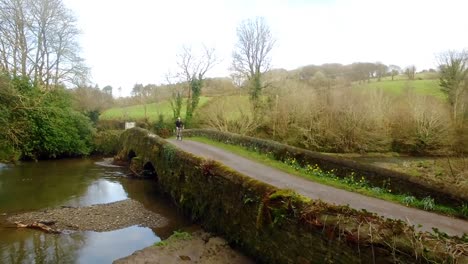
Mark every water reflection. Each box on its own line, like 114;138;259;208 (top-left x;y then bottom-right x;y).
65;179;127;207
0;159;109;212
0;226;159;264
0;158;188;264
0;228;83;263
77;226;160;264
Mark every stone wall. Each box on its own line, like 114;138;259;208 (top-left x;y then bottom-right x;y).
117;128;465;264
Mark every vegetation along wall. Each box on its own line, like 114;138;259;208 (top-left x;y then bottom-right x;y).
183;129;467;207
117;128;467;264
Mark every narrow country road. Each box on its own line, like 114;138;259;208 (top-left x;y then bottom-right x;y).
168;139;468;237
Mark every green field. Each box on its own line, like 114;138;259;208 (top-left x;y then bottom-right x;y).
196;95;251;119
380;72;439;81
354;78;446;99
100;96;211;122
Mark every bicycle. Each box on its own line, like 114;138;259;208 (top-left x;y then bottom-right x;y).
176;127;183;140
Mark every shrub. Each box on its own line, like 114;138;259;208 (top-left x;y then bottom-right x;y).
20;108;95;159
403;195;416;206
390;92;453;154
152;114;172;138
0;76;96;160
196;96;261;135
461;203;468;217
422;196;435;210
198;80;461;155
93;130;123;155
0;140;20;162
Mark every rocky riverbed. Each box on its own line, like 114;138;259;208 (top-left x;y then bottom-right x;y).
7;199;168;232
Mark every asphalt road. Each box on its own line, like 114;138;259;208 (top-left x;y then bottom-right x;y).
168;139;468;237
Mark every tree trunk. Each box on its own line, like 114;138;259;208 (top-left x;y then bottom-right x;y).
14;221;61;234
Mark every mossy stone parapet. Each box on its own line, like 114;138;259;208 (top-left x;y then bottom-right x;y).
118;128;466;264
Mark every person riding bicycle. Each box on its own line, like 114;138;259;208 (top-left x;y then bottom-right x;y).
175;117;184;140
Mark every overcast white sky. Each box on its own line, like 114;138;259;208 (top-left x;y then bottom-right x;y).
63;0;468;96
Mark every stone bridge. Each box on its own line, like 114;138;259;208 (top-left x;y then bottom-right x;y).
115;127;463;264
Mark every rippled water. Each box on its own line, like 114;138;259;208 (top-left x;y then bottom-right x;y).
0;158;189;263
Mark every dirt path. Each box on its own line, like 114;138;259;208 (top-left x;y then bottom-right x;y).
169;139;468;237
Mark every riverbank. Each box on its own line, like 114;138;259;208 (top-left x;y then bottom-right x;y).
114;230;254;264
7;199;167;232
6;199;254;263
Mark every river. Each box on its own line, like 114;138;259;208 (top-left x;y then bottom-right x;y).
0;158;190;263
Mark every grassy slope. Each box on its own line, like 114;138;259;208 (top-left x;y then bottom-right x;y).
100;73;446;121
354;74;445;99
187;136;465;218
100;97;211;122
195;95;251;120
101;73;444;122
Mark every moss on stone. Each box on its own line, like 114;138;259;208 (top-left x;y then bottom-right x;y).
118;128;467;264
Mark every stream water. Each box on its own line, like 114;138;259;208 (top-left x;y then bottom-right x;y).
0;158;190;263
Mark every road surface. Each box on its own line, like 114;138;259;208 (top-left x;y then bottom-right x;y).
168;139;468;237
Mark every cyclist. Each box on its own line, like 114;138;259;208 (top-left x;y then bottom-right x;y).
175;117;184;140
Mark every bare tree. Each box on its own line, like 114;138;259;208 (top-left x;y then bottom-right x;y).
348;62;376;83
164;71;183;120
388;65;401;81
375;62;388;81
0;0;30;76
175;45;217;123
102;85;112;96
131;83;151;119
438;50;468;122
0;0;87;89
176;46;216;84
405;65;416;80
229;72;245;97
231;17;275;104
71;85;113;114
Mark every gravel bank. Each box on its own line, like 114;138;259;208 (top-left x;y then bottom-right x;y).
7;199;168;232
